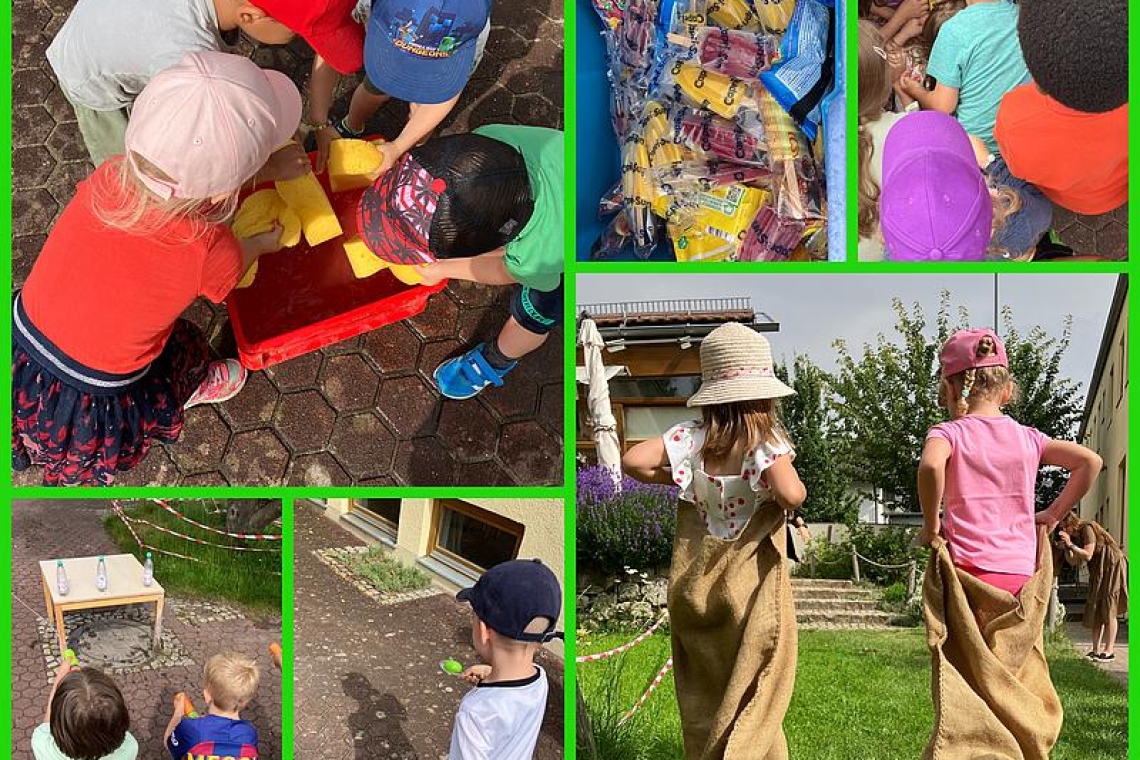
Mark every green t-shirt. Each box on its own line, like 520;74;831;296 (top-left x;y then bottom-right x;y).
925;1;1030;154
472;124;564;292
32;723;138;760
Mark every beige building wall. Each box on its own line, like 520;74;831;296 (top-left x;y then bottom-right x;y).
1081;290;1128;554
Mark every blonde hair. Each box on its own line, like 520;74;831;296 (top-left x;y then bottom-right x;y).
942;334;1016;417
920;0;965;51
700;399;791;464
1059;512;1119;549
91;154;239;244
857;21;892;240
205;652;260;712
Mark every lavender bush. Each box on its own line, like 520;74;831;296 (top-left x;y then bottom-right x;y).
577;466;678;573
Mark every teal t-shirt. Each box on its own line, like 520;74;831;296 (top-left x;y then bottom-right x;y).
925;1;1030;154
32;723;138;760
472;124;564;293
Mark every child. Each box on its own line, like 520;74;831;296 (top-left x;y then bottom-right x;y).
856;21;907;261
451;559;562;759
165;653;261;760
898;0;1029;155
46;0;355;169
355;125;563;400
12;51;299;485
34;663;138;760
309;0;493;174
880;111;1051;261
994;0;1128;216
623;322;805;759
917;329;1100;757
1055;512;1128;660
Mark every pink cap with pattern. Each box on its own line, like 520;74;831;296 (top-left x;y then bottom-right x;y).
939;328;1008;378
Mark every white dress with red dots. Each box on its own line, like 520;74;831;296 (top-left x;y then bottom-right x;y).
663;421;795;541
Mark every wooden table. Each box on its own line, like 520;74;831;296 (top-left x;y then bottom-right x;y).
40;554;165;654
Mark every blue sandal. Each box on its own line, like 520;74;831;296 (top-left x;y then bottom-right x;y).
433;343;517;400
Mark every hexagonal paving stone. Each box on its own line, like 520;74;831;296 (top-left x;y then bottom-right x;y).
288;452;350;486
329;412;396;480
457;458;515;486
14;34;51;70
416;338;463;387
116;445;181;486
12;234;47;289
12;66;55;110
222;428;290;485
445;280;506;309
12;144;54;189
44;159;93;206
362;321;422;375
435;400;500;462
216;370;279;430
180;471;231;487
536;381;564;436
321;353;380;413
407;292;460;340
392;437;459;485
167;406;231;474
45;121;91;164
265;352;323;392
12;188;59;239
376;375;441;438
497;420;562;485
274;390;337;454
12;5;51;35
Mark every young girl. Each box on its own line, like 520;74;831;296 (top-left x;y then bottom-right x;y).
1056;512;1128;660
917;328;1100;757
12;51;299;486
623;322;806;759
34;663;137;760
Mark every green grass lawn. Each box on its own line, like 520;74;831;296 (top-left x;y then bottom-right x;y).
104;499;281;615
579;627;1127;760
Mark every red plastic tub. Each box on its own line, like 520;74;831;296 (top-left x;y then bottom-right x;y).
227;154;445;370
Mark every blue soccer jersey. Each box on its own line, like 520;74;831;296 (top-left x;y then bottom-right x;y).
166;714;259;760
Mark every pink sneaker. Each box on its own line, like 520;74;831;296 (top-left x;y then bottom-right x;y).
185;360;248;408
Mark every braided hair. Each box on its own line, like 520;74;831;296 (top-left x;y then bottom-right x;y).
946;335;1015;417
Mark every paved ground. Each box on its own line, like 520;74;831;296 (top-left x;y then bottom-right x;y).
1054;205;1128;259
11;0;565;487
11;500;283;760
294;503;565;760
1065;619;1128;687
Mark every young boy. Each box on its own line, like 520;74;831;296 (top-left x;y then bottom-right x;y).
308;0;492;173
165;653;261;760
451;559;563;759
34;663;138;760
46;0;358;168
357;125;563;400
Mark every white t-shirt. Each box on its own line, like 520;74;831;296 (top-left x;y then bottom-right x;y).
32;723;138;760
46;0;222;111
448;666;548;760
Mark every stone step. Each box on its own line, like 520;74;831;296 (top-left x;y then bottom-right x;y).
799;621;901;631
795;599;882;614
791;578;857;590
793;588;876;600
796;609;902;626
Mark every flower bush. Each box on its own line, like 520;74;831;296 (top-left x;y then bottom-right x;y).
577;466;678;574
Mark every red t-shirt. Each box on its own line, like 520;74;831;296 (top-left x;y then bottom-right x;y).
21;163;244;374
994;85;1128;216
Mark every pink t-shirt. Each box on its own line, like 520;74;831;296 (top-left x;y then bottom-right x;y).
926;415;1049;577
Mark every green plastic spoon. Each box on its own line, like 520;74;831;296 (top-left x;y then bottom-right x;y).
440;658;464;675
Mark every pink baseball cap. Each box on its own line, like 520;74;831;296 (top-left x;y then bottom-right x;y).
940;328;1008;378
125;51;302;200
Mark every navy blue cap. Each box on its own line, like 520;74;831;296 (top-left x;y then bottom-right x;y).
456;559;563;643
365;0;491;104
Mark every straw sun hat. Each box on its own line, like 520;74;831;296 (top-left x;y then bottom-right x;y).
687;323;795;407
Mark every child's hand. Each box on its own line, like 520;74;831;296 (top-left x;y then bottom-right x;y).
917;525;939;547
460;664;492;684
172;692;186;717
895;16;925;44
895;0;927;21
374;144;403;181
898;76;925;101
260;142;311;183
413;261;447;287
1034;511;1060;533
250;223;285;255
314;126;337;174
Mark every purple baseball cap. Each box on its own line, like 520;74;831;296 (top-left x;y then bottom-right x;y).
880;111;991;261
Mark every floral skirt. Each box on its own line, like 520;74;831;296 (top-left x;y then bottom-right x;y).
13;318;209;486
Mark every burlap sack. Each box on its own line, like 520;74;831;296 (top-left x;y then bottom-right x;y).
668;499;797;760
922;527;1063;760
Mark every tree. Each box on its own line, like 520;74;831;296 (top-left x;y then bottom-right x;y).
829;294;1085;514
226;500;282;533
776;355;859;523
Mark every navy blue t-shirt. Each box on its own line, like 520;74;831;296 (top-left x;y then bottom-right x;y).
166;714;259;759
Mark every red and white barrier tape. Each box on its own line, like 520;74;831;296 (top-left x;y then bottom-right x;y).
618;656;675;726
576;611;669;664
151;499;281;541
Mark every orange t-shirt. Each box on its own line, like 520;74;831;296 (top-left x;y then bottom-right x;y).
21;162;244;374
994;84;1127;216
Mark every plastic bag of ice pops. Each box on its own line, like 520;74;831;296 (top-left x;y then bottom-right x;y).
591;213;636;260
753;0;795;32
620;132;660;258
617;0;661;76
597;180;625;217
738;205;806;261
592;0;628;30
698;0;762;30
657;61;762;123
666;25;780;81
773;154;824;221
671;106;768;166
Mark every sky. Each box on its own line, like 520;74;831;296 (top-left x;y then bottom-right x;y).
578;274;1121;394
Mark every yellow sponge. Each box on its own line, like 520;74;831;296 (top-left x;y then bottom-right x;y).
388;264;424;286
279;206;302;248
342;236;389;279
232;189;281;238
236;261;258;289
329;139;384;193
275;172;343;246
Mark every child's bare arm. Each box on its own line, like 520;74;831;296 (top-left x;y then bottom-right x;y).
1036;440;1103;528
899;80;959;114
622;438;674;485
381;97;462;177
238;224;285;271
44;662;72;723
918;437;951;544
878;0;927;42
307;55;343;173
163;694;185;743
764;456;807;511
413;249;518;287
